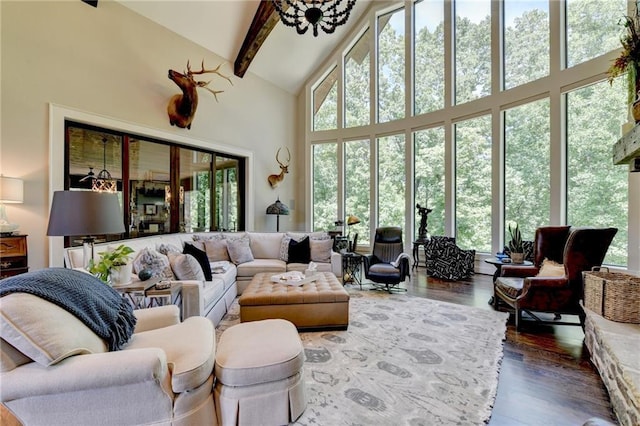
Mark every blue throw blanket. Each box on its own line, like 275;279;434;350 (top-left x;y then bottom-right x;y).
0;268;137;351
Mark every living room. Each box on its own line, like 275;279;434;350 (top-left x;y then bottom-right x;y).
1;0;639;425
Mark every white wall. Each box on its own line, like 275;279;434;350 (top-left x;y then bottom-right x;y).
1;1;303;269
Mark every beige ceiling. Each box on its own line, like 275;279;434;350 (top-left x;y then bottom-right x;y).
118;0;372;95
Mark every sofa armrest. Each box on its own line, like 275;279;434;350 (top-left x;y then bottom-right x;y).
330;251;342;277
0;348;171;402
501;265;539;278
134;305;181;333
178;280;205;320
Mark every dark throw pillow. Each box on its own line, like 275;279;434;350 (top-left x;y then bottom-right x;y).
288;236;310;264
183;243;212;281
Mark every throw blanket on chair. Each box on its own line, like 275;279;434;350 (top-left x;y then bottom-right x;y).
0;268;136;351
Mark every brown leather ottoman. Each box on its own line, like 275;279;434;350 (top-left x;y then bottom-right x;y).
239;272;349;330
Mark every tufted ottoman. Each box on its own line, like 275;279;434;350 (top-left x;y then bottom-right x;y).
214;319;306;425
239;271;350;330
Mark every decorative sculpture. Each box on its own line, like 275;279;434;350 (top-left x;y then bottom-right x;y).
416;204;432;242
167;60;232;129
267;147;291;188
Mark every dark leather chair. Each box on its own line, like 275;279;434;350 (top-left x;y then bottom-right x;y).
363;227;410;293
494;227;617;330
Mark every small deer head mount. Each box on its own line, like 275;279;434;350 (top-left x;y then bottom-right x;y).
268;147;291;188
167;60;232;130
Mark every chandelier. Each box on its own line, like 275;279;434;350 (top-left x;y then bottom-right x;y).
273;0;356;37
92;136;117;193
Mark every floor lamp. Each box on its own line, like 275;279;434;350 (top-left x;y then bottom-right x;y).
266;198;290;232
47;190;125;268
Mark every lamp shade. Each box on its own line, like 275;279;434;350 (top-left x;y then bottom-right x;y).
0;176;24;203
347;215;361;226
266;198;290;215
47;190;125;237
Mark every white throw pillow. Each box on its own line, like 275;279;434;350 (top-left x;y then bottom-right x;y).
0;293;107;366
537;258;565;277
168;253;206;281
310;238;333;263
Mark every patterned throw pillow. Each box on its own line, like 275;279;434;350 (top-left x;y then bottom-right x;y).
192;233;224;242
279;235;292;261
183;243;212;281
132;248;175;280
156;243;181;256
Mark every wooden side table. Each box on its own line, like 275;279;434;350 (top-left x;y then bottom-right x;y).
412;239;428;269
0;234;28;279
146;282;182;308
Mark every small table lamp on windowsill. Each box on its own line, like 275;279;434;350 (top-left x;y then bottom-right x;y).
0;176;24;235
266;198;290;232
47;190;125;269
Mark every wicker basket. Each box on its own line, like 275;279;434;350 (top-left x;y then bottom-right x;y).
583;270;640;323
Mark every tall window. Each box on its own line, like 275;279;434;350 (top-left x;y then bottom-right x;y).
313;67;338;131
565;0;626;68
566;80;628;265
503;0;549;89
455;0;491;104
414;0;444;115
414;127;445;238
504;99;550;241
378;7;405;123
312;143;338;232
180;148;211;233
345;139;371;245
215;156;239;232
377;134;406;234
455;116;492;252
344;29;371;128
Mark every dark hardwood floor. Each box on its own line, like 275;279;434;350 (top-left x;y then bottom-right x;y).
394;268;617;426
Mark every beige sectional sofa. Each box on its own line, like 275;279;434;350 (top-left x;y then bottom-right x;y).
65;231;341;326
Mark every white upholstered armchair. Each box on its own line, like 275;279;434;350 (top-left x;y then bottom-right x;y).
0;297;217;426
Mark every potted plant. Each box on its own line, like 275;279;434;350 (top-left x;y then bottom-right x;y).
507;223;525;264
608;8;640;121
88;244;135;285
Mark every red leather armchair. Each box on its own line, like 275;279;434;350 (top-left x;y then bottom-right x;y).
494;227;617;330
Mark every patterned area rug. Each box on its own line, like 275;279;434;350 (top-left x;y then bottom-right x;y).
216;290;509;425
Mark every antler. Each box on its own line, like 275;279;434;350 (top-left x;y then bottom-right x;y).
187;60;233;102
276;147;291;167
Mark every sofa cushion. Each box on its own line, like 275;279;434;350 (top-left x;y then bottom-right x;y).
227;238;254;265
204;239;230;262
0;293;107;366
248;233;284;259
133;248;175;280
310;238;333;263
184;243;213;281
288;237;310;264
169;253;206;281
210;261;236;290
236;259;287;278
125;316;215;393
201;279;226;308
286;262;333;273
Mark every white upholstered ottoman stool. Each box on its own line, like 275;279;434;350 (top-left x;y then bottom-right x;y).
214;319;306;425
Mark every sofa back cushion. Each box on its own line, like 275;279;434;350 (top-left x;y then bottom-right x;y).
249;233;284;259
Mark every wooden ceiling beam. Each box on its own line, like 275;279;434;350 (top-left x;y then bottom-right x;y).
234;1;282;78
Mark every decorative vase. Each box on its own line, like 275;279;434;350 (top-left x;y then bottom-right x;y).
111;263;133;285
510;253;525;264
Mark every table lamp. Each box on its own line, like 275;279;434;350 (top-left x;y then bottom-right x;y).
0;176;24;235
47;190;125;268
266;198;290;232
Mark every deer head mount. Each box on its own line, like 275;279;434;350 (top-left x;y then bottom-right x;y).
268;147;291;188
167;60;232;130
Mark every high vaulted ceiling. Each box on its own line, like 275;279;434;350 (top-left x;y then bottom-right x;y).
118;0;372;95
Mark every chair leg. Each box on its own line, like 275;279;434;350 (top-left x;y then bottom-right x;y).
515;307;522;331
